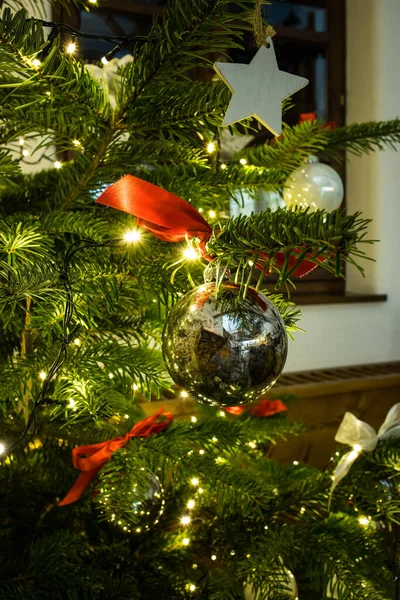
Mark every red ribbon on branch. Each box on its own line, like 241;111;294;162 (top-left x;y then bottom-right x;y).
96;175;212;243
96;174;326;278
59;407;173;506
299;112;336;130
225;399;287;416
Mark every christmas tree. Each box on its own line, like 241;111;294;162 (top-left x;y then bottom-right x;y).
1;2;400;599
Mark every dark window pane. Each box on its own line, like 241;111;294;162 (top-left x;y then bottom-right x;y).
264;1;327;33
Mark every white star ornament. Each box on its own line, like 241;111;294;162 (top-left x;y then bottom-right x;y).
214;37;309;137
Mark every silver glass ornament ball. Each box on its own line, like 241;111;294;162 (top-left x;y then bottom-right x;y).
283;155;343;212
162;284;288;407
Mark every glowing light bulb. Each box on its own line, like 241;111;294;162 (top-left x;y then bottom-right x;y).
72;139;82;148
68;398;76;409
191;416;197;423
181;390;189;398
198;207;204;213
293;460;299;465
208;210;216;219
199;449;205;455
22;149;29;157
73;338;81;346
220;163;227;170
54;161;62;169
198;488;204;494
211;554;217;561
0;443;5;455
31;58;41;68
108;372;114;379
300;507;306;514
190;477;199;486
358;516;370;526
180;515;191;525
101;56;109;65
206;141;216;154
183;247;199;260
188;584;196;591
66;42;76;54
183;538;190;546
239;158;247;166
218;411;226;418
353;443;362;452
124;230;141;243
18;137;24;146
39;371;47;381
88;0;97;3
132;383;139;391
187;499;195;509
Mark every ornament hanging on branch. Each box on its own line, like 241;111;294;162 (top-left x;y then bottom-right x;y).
283;155;344;212
214;37;308;136
94;456;164;535
162;283;288;407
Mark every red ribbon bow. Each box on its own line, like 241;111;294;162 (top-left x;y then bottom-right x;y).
59;407;173;506
96;175;212;243
96;175;325;278
225;399;287;416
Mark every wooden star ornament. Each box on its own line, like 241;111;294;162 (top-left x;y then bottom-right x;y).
214;37;309;136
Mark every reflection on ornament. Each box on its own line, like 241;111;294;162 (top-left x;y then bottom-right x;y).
162;284;288;407
244;566;298;599
283;156;343;212
94;457;164;535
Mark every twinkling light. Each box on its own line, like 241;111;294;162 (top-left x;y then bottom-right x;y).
218;411;226;418
206;142;216;154
208;210;216;219
192;564;198;569
181;390;189;398
199;449;205;455
358;516;370;526
68;398;76;409
66;42;76;54
180;515;191;525
353;443;362;452
88;0;97;3
300;507;306;514
220;163;227;170
293;460;299;465
108;373;114;379
248;260;254;267
72;139;82;148
187;499;195;509
191;416;197;423
18;137;24;146
124;229;141;243
22;149;29;157
31;58;41;68
183;538;190;546
198;207;204;213
54;161;62;169
239;158;247;166
183;247;199;260
211;554;217;561
73;338;81;346
39;371;47;381
188;584;196;592
212;437;218;443
190;477;199;486
0;443;5;455
101;56;109;65
198;487;204;494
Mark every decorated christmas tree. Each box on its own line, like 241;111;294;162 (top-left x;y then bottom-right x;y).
1;1;400;599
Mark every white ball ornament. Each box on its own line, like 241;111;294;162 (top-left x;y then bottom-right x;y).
283;156;344;212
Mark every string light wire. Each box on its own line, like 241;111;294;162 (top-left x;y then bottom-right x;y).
5;238;121;455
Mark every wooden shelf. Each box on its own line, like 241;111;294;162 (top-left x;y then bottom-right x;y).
273;25;330;46
286;292;387;306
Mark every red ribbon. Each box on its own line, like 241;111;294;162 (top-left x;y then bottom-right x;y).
225;399;287;417
96;175;212;243
59;407;173;506
250;399;287;417
97;175;325;278
299;112;336;130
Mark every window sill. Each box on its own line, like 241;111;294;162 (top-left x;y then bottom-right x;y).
286;292;387;306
